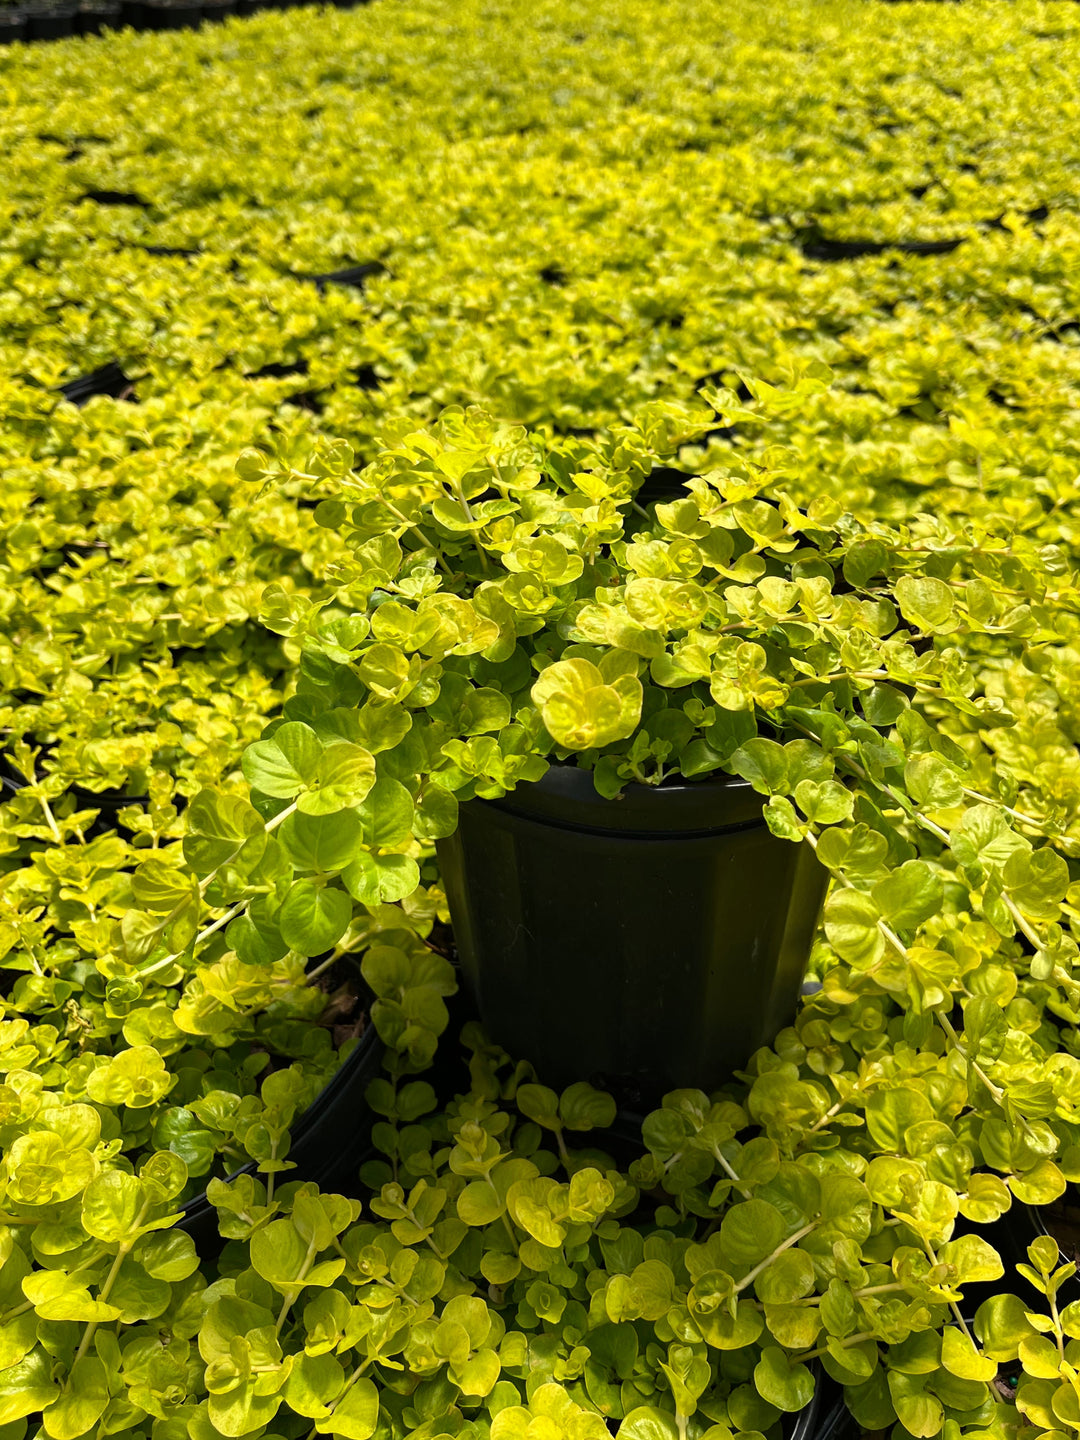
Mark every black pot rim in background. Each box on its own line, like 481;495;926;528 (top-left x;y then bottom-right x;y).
787;1370;825;1440
76;1;121;30
634;465;699;510
950;1182;1080;1314
69;783;148;811
2;0;365;40
802;1386;853;1440
486;761;765;836
141;0;201;26
23;2;76;35
177;1015;384;1253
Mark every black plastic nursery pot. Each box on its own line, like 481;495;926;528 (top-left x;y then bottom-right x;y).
142;0;200;26
178;1014;385;1254
1038;1185;1080;1274
76;0;121;30
23;0;76;36
0;9;27;39
72;783;150;832
0;759;24;800
778;1381;821;1440
802;1386;854;1440
57;360;134;404
964;1187;1080;1312
436;765;827;1108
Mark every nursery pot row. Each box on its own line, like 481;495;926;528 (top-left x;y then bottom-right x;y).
437;765;828;1109
0;0;367;43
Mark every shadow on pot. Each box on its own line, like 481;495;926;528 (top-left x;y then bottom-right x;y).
177;1011;385;1255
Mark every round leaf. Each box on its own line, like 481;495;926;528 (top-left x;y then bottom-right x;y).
278;881;352;957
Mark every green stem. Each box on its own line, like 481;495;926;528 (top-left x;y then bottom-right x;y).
197;800;297;896
453;485;491;574
935;1010;1009;1109
1003;893;1045;954
712;1148;752;1200
275;1238;319;1336
137;897;247;981
735;1221;818;1294
789;669;890;689
920;1238;974;1344
71;1202;149;1369
961;787;1049;834
554;1125;571;1171
871;917;1016;1121
306;949;343;985
806;1096;848;1135
500;1213;520;1253
38;795;63;846
265;1139;280;1206
799;1331;878;1363
378;495;452;577
1047;1273;1067;1362
750;1280;910;1313
306;1354;377;1436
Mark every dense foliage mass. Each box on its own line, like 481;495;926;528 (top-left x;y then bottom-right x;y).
3;1;1080;1438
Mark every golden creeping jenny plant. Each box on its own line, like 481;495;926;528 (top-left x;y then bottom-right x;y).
4;0;1080;877
4;392;1076;1436
3;0;1080;1434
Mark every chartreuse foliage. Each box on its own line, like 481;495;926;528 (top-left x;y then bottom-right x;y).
7;1017;1080;1440
220;389;1080;1045
4;0;1080;1154
1;390;1077;1436
4;0;1080;1434
4;0;1080;828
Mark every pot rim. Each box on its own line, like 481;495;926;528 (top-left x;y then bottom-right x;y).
481;759;766;837
178;1014;382;1247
